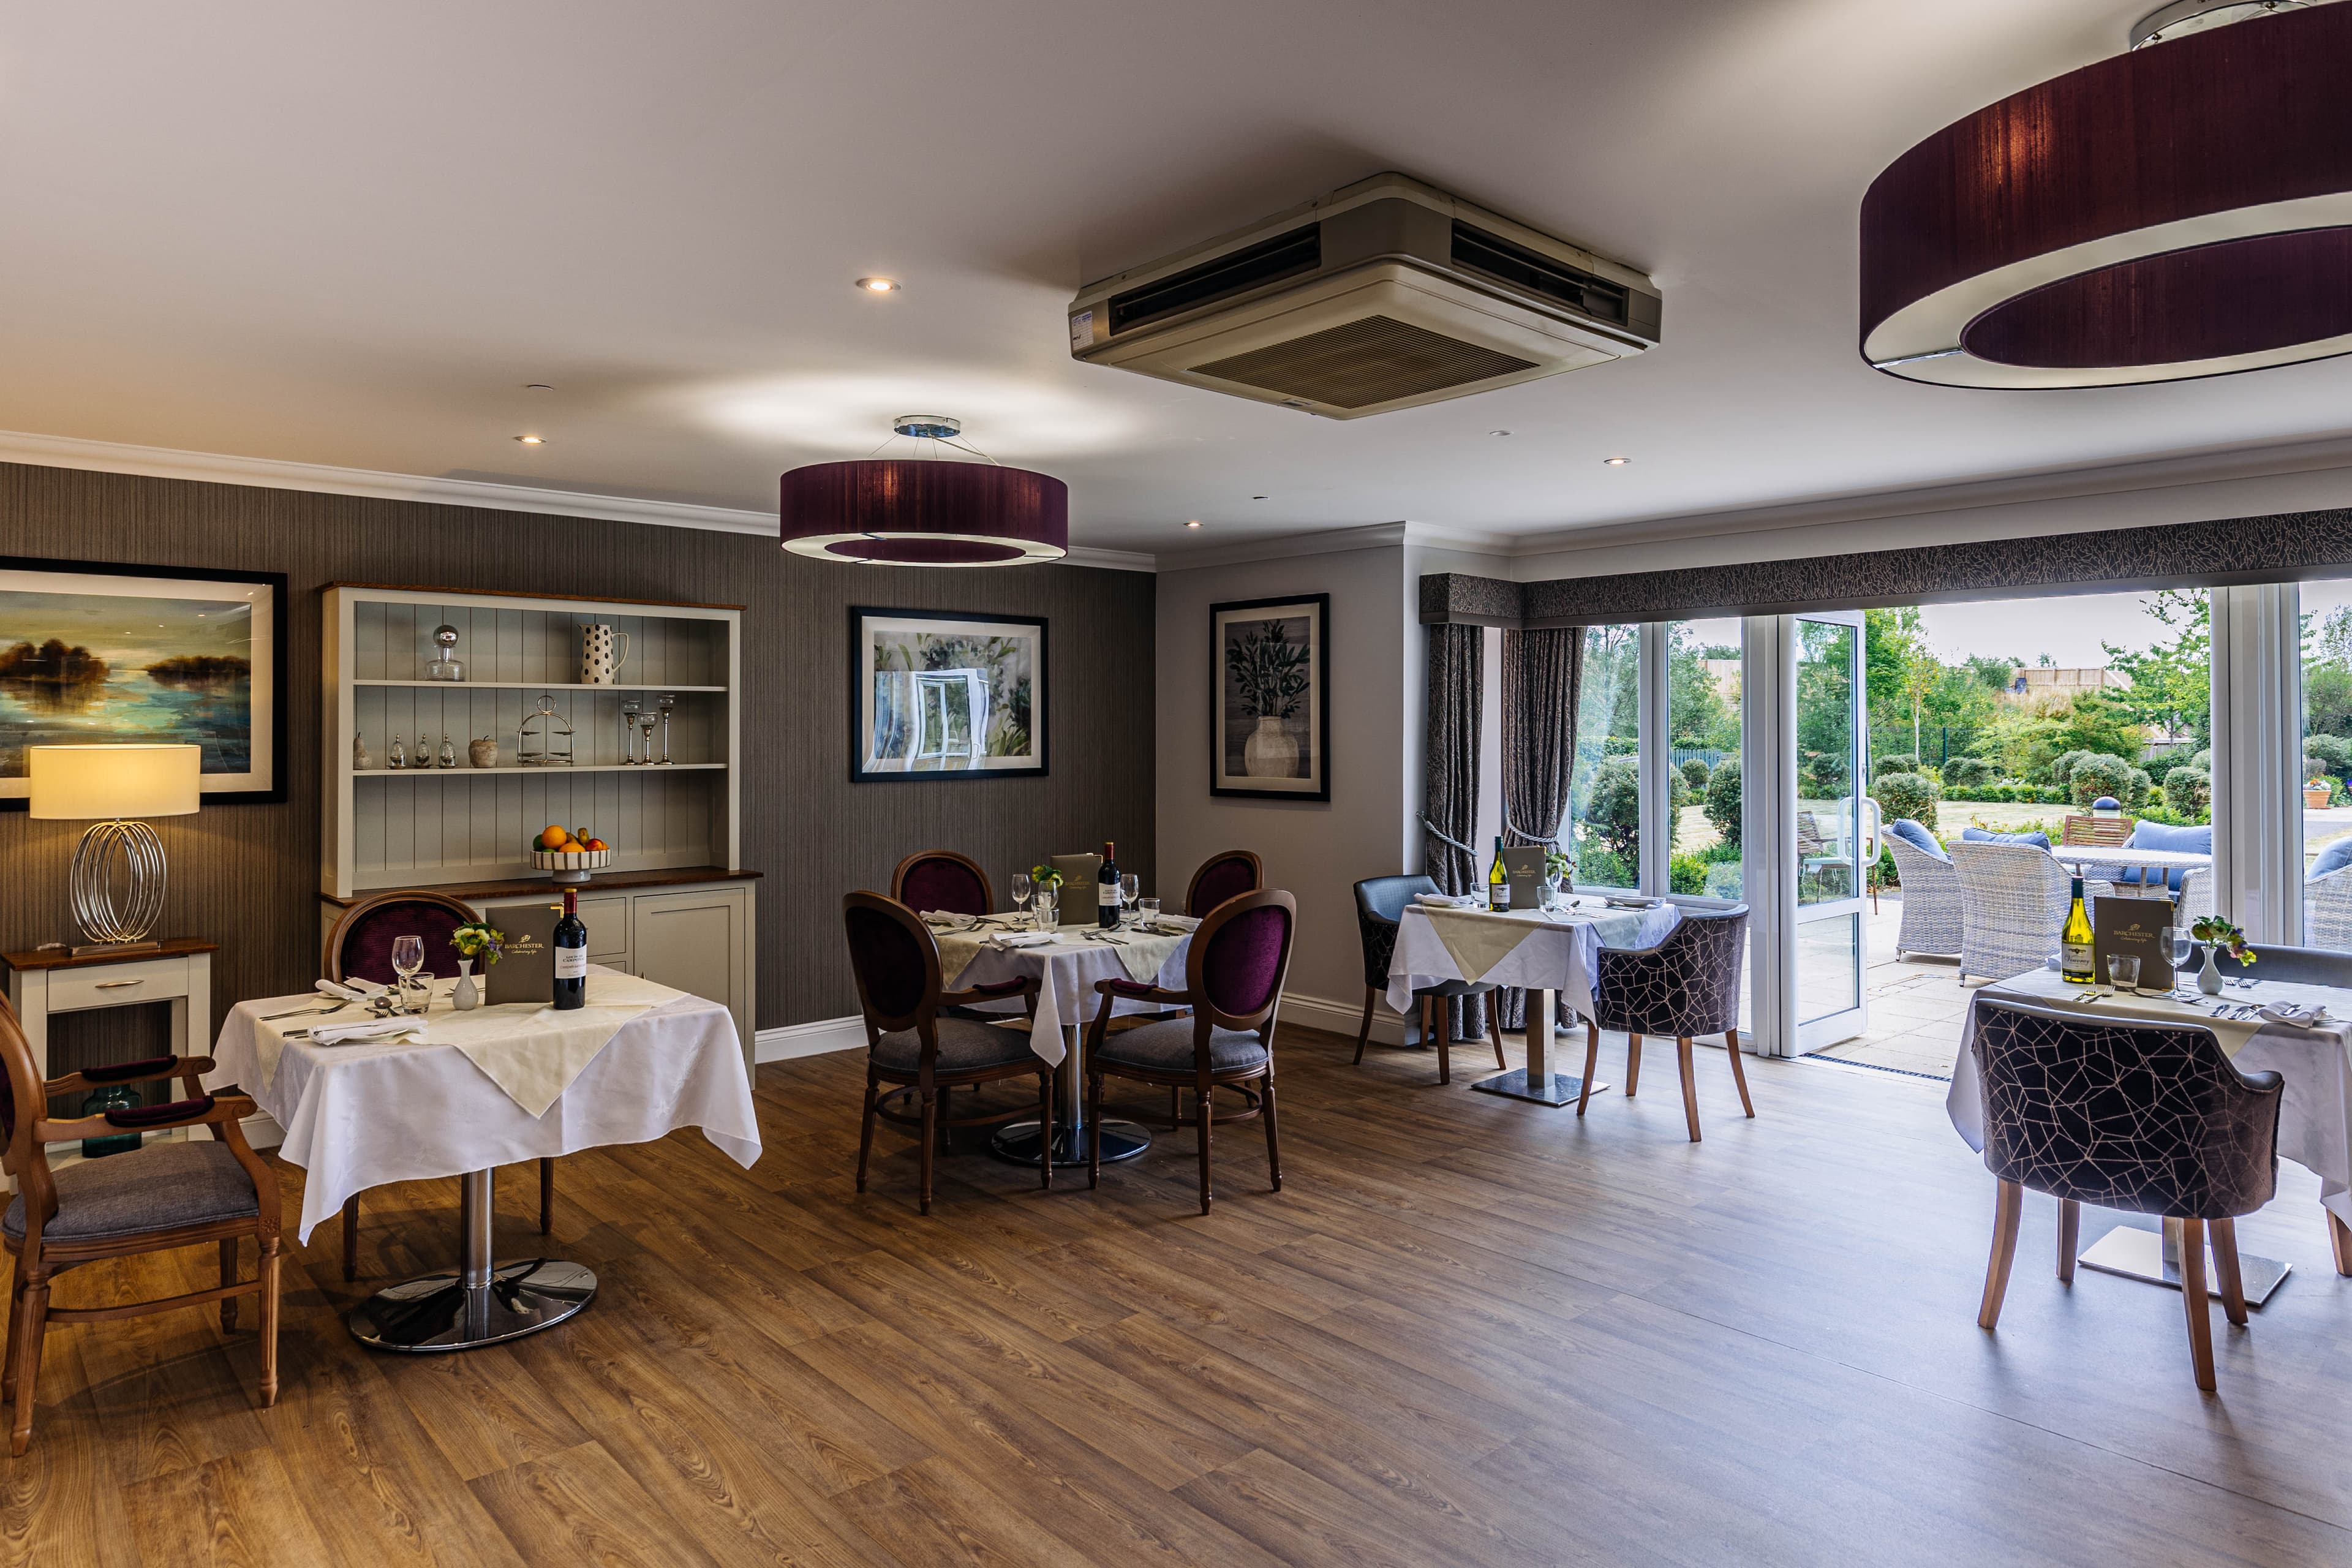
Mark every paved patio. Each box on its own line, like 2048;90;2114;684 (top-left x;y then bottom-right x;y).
1807;895;1972;1078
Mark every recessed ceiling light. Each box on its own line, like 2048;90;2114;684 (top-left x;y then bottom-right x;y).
1251;495;1267;501
1602;456;1630;466
1489;429;1511;437
1184;520;1203;529
515;434;546;445
856;276;900;293
524;382;554;391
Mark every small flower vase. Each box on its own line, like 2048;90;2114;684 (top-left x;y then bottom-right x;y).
453;959;480;1010
2198;943;2225;996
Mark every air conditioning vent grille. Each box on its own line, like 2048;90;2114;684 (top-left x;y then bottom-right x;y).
1450;220;1629;326
1188;315;1537;409
1107;224;1322;336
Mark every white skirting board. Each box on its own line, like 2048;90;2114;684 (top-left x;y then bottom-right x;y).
1272;991;1407;1047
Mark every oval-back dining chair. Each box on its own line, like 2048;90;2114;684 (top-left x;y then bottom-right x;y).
322;889;554;1280
1084;888;1295;1214
1185;850;1262;918
891;851;993;919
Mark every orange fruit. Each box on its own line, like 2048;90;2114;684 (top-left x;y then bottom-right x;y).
538;824;568;850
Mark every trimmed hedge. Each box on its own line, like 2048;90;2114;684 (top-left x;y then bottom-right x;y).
1871;769;1941;829
1680;757;1711;791
1940;756;1995;788
1875;753;1919;780
1943;784;2070;804
1704;759;1742;849
2068;753;2136;810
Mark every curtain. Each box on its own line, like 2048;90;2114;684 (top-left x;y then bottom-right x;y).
1422;624;1487;1041
1494;627;1583;1030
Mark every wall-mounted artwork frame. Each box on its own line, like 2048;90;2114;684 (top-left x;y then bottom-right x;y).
0;555;287;807
850;606;1047;782
1211;592;1329;801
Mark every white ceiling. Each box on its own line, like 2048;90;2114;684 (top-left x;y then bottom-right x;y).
4;1;2345;558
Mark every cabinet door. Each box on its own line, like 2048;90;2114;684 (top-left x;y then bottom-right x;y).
632;888;751;1064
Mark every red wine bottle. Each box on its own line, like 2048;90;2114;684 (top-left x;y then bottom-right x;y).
553;888;587;1009
1098;840;1120;929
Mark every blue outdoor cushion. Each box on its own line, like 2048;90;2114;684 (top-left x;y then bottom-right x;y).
1885;818;1948;862
2119;821;2214;891
1960;826;2052;851
2313;837;2352;880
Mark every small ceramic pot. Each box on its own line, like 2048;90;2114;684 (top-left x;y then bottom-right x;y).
469;736;499;768
353;731;372;771
453;959;480;1011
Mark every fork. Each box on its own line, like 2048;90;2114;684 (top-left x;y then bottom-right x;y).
262;1001;350;1021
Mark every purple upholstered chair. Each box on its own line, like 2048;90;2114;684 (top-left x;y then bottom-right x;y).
843;892;1048;1215
891;851;993;919
1084;888;1294;1214
1184;849;1262;918
322;889;552;1279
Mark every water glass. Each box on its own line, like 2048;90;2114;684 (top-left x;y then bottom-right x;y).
2107;953;2141;995
1119;872;1140;921
390;934;425;1013
1139;895;1161;930
1034;891;1057;932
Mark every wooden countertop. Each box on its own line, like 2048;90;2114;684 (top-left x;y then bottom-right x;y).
318;867;760;908
1;938;220;973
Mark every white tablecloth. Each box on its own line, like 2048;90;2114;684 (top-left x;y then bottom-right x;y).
1948;967;2352;1227
1385;900;1679;1023
209;964;761;1242
943;925;1193;1067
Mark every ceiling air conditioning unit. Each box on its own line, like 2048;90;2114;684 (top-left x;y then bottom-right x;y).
1067;173;1662;418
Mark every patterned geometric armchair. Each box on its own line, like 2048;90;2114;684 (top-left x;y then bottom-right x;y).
1969;997;2282;1392
1350;875;1502;1085
1578;905;1752;1141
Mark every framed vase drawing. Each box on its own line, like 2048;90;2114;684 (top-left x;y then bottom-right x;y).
1210;593;1329;801
0;556;287;807
851;607;1046;782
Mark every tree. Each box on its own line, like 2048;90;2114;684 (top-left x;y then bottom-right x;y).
1667;627;1732;750
1899;644;1942;758
2103;590;2211;748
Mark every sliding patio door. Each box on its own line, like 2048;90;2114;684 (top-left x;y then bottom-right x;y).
1791;612;1872;1050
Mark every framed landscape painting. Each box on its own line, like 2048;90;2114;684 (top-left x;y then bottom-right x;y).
851;606;1047;782
1211;593;1329;801
0;557;286;807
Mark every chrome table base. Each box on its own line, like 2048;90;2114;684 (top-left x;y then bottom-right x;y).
2078;1220;2291;1307
1468;987;1607;1107
348;1167;597;1352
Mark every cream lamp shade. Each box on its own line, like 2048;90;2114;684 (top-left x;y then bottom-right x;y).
27;744;202;820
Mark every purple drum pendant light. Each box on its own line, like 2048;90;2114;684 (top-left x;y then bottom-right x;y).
779;415;1069;565
1861;1;2352;389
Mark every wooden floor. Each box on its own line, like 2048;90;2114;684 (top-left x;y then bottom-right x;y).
8;1022;2352;1567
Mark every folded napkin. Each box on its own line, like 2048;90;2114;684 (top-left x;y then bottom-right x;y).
1414;892;1483;909
311;1016;426;1046
922;911;979;931
315;977;388;1000
992;932;1057;949
1604;895;1661;910
2258;1001;2329;1027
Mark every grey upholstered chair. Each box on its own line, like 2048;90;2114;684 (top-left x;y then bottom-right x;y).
1350;875;1503;1085
1578;906;1752;1140
1970;997;2282;1392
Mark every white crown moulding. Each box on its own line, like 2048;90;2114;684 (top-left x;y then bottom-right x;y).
0;428;1157;572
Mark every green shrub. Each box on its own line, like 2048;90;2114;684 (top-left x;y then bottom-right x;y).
1941;756;1994;788
2305;755;2331;785
2126;766;2152;810
1680;756;1711;791
1669;853;1708;896
1703;758;1742;850
2050;749;2095;787
2192;748;2212;772
1578;755;1643;871
1875;753;1919;780
2309;734;2352;776
1875;843;1899;888
1872;769;1941;829
2067;752;2135;809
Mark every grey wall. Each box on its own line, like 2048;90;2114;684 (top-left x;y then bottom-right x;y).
0;461;1155;1057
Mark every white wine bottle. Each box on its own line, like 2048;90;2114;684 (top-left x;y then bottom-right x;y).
1488;835;1510;913
2060;875;2096;984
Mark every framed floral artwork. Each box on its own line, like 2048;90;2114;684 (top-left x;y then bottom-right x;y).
1210;593;1329;801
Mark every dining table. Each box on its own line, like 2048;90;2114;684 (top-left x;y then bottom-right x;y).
208;964;760;1351
925;911;1197;1168
2051;843;2210;887
1950;963;2352;1302
1384;896;1680;1105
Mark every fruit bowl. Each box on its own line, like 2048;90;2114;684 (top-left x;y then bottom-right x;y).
532;847;609;885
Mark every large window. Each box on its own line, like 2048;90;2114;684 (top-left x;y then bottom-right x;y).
1567;624;1641;890
1668;618;1743;900
2302;579;2352;948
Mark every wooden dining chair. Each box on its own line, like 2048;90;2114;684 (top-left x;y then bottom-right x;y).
891;850;993;918
842;892;1051;1215
324;888;556;1279
1970;997;2280;1392
0;993;281;1454
1184;850;1262;918
2060;813;2135;848
1084;888;1294;1214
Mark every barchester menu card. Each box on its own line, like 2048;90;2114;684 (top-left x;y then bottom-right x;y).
2093;896;2175;990
485;903;560;1006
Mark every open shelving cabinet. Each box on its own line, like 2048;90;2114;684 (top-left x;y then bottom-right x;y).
322;585;744;898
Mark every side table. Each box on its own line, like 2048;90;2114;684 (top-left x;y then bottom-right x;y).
2;940;218;1166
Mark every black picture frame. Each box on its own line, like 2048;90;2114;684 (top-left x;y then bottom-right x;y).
1210;592;1330;802
0;554;288;809
849;606;1049;783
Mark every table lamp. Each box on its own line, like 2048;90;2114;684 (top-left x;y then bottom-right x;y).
28;744;200;955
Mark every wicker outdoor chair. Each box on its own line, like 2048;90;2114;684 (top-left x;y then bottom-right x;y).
1884;834;1962;959
2304;865;2352;951
1947;840;2118;986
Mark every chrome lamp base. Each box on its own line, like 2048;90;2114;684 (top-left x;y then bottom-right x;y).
67;817;168;952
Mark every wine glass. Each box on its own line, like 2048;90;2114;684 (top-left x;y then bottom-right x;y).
2163;925;2196;997
1119;872;1140;923
390;935;424;1014
1010;872;1031;922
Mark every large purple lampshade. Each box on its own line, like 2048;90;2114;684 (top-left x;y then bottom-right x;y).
780;459;1069;566
1861;2;2352;388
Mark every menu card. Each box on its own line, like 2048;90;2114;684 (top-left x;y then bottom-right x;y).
1501;847;1548;911
2094;897;2175;989
486;903;560;1006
